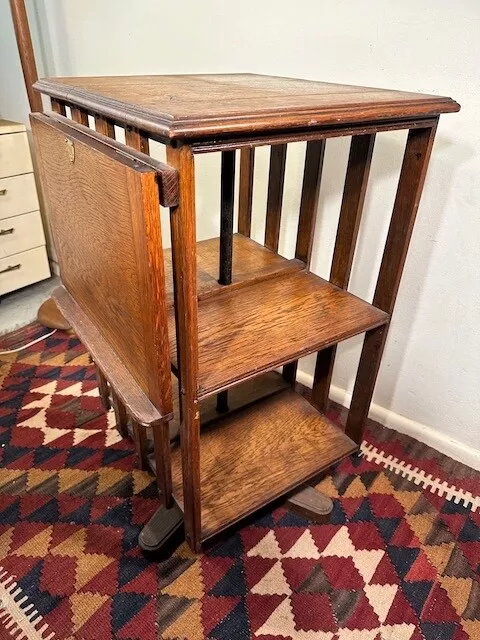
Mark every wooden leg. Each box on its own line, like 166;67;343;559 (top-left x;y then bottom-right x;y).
94;364;111;411
345;325;387;444
132;420;149;472
112;391;129;439
167;144;202;553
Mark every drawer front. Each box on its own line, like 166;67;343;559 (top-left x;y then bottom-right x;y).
0;132;33;178
0;173;39;220
0;246;51;295
0;211;46;258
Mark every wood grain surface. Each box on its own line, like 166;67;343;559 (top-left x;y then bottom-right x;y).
46;112;178;207
170;388;357;540
34;74;460;140
32;115;172;419
168;270;389;398
163;233;304;306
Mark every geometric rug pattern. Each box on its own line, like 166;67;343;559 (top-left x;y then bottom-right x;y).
0;323;479;639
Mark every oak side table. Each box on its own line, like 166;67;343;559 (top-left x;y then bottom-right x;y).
31;74;459;553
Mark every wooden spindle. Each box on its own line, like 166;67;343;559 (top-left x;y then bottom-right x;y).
312;134;376;411
166;143;202;552
295;140;326;267
264;144;287;252
238;147;255;237
345;124;438;444
125;126;150;154
219;150;236;285
94;364;110;411
112;390;128;438
217;150;236;412
284;140;325;386
70;107;89;126
51;98;67;116
95;116;115;138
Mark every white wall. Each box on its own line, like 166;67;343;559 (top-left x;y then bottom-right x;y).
2;1;479;455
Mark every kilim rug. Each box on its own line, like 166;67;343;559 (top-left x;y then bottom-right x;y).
0;323;479;640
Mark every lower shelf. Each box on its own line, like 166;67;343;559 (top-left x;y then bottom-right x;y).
169;388;357;542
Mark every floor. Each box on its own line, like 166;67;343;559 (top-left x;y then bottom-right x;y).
0;275;60;336
0;322;478;640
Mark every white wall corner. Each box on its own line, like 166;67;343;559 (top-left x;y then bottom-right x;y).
296;369;480;472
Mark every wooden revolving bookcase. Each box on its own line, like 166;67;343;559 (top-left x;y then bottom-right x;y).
31;74;459;553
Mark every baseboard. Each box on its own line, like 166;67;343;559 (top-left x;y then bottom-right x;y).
296;370;480;471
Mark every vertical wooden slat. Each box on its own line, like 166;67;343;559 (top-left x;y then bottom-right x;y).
312;134;376;411
166;143;202;552
70;107;89;126
9;0;43;112
264;144;287;252
345;124;438;444
132;421;149;471
112;390;128;439
95;116;115;138
295;140;326;266
238;147;255;237
51;98;67;116
219;150;236;285
284;140;325;385
94;364;110;411
125;126;150;155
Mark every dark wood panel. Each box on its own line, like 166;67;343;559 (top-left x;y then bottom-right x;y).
31;115;172;420
168;270;389;398
34;74;459;139
264;144;287;252
163;233;304;307
170;388;357;540
238;147;255;237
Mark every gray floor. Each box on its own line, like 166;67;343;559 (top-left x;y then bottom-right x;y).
0;276;60;336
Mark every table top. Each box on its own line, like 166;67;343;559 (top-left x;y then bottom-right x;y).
34;73;460;141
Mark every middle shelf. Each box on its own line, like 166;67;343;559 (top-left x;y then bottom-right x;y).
168;267;389;399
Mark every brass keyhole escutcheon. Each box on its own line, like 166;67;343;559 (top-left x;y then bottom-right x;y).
65;138;75;163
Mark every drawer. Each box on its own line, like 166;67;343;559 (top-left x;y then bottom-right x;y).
0;132;33;178
0;173;39;220
0;211;46;258
0;246;51;296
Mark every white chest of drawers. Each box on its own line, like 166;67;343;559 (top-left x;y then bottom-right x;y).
0;119;50;296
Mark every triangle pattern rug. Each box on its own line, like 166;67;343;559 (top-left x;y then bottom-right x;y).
0;323;478;640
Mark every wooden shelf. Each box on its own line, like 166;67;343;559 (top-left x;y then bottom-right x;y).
169;388;357;541
164;233;303;306
168;270;389;398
